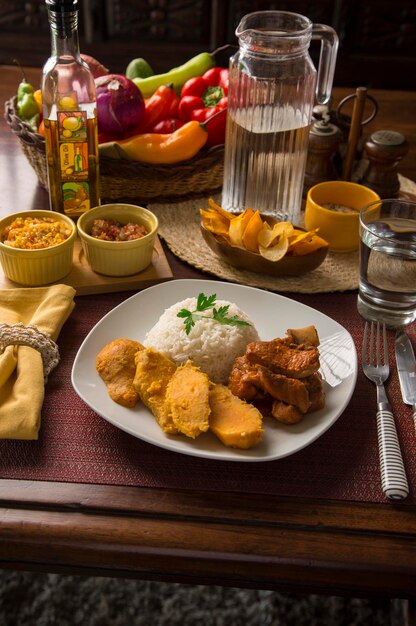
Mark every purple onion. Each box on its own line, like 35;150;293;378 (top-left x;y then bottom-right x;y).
95;74;145;138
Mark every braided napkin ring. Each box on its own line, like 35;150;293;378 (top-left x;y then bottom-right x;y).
0;322;60;383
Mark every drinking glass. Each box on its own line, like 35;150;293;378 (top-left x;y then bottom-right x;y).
358;198;416;327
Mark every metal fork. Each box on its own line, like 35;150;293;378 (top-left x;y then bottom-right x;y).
362;321;409;501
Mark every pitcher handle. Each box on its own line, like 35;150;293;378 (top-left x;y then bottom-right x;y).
312;24;339;105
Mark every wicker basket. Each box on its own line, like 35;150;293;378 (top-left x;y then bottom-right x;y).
4;96;225;203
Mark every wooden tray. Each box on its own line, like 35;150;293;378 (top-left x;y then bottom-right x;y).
0;236;173;295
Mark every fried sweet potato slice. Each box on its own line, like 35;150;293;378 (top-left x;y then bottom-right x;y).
133;348;178;434
96;338;144;408
209;384;263;449
166;361;211;439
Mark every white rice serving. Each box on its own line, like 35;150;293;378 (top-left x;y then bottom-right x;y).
144;296;260;383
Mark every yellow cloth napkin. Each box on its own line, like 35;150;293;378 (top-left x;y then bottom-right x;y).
0;284;76;440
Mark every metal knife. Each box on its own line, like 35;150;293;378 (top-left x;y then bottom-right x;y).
395;330;416;433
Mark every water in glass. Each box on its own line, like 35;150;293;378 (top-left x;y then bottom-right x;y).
222;11;338;224
358;202;416;327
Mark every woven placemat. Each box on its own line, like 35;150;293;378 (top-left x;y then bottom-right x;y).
0;291;415;505
149;195;357;293
150;176;416;294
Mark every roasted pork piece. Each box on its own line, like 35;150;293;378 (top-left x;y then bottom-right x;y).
229;356;311;412
244;337;320;379
228;327;325;424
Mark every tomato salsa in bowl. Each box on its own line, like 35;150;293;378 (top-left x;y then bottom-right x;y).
76;203;158;276
90;218;147;242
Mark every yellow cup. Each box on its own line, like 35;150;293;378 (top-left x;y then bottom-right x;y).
305;181;380;252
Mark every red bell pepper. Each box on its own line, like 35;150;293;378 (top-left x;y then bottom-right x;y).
167;94;180;117
140;84;177;132
202;67;229;94
178;67;229;146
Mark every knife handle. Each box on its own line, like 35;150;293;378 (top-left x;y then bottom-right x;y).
377;403;409;501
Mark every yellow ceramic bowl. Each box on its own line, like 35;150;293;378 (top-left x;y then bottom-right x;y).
0;210;76;286
305;181;380;252
77;203;158;276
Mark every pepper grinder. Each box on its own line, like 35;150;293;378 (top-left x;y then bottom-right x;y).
304;111;343;192
361;130;409;198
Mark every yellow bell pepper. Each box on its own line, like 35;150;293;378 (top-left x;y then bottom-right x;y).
99;120;208;164
33;89;42;114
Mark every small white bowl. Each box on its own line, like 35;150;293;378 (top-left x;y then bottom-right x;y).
76;203;159;276
0;210;76;286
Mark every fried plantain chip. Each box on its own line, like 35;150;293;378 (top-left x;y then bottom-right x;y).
207;198;234;221
288;228;319;248
258;222;294;248
259;232;290;261
200;208;230;241
290;234;328;256
228;208;255;247
242;210;264;252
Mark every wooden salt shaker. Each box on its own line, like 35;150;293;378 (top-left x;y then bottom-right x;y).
361;130;409;197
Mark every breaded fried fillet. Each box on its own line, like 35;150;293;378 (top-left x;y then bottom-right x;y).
166;361;211;439
133;348;178;434
209;384;263;449
96;338;144;408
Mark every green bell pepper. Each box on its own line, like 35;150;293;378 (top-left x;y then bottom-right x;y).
16;78;39;131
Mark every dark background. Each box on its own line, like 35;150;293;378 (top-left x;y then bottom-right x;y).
0;0;415;90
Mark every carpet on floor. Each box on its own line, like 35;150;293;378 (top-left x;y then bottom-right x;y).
0;570;407;625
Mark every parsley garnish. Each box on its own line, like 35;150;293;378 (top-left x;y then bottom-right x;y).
177;292;251;335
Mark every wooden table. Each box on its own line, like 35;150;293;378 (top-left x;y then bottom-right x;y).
1;66;416;617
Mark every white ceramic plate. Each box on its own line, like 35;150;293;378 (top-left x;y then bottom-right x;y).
71;279;357;462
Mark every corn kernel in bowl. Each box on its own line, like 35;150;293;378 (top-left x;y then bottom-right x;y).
0;210;76;286
1;216;72;249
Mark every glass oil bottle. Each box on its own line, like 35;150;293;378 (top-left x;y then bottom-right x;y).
42;0;100;217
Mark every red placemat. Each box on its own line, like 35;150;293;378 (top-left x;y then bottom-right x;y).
0;289;415;504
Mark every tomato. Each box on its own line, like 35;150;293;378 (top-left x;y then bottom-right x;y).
149;118;185;133
178;95;204;121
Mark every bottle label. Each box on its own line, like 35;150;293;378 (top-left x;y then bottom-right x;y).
57;110;91;213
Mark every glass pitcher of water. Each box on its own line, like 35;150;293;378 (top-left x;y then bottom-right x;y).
222;11;338;224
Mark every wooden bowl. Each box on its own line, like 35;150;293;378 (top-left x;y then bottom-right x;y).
200;218;328;277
